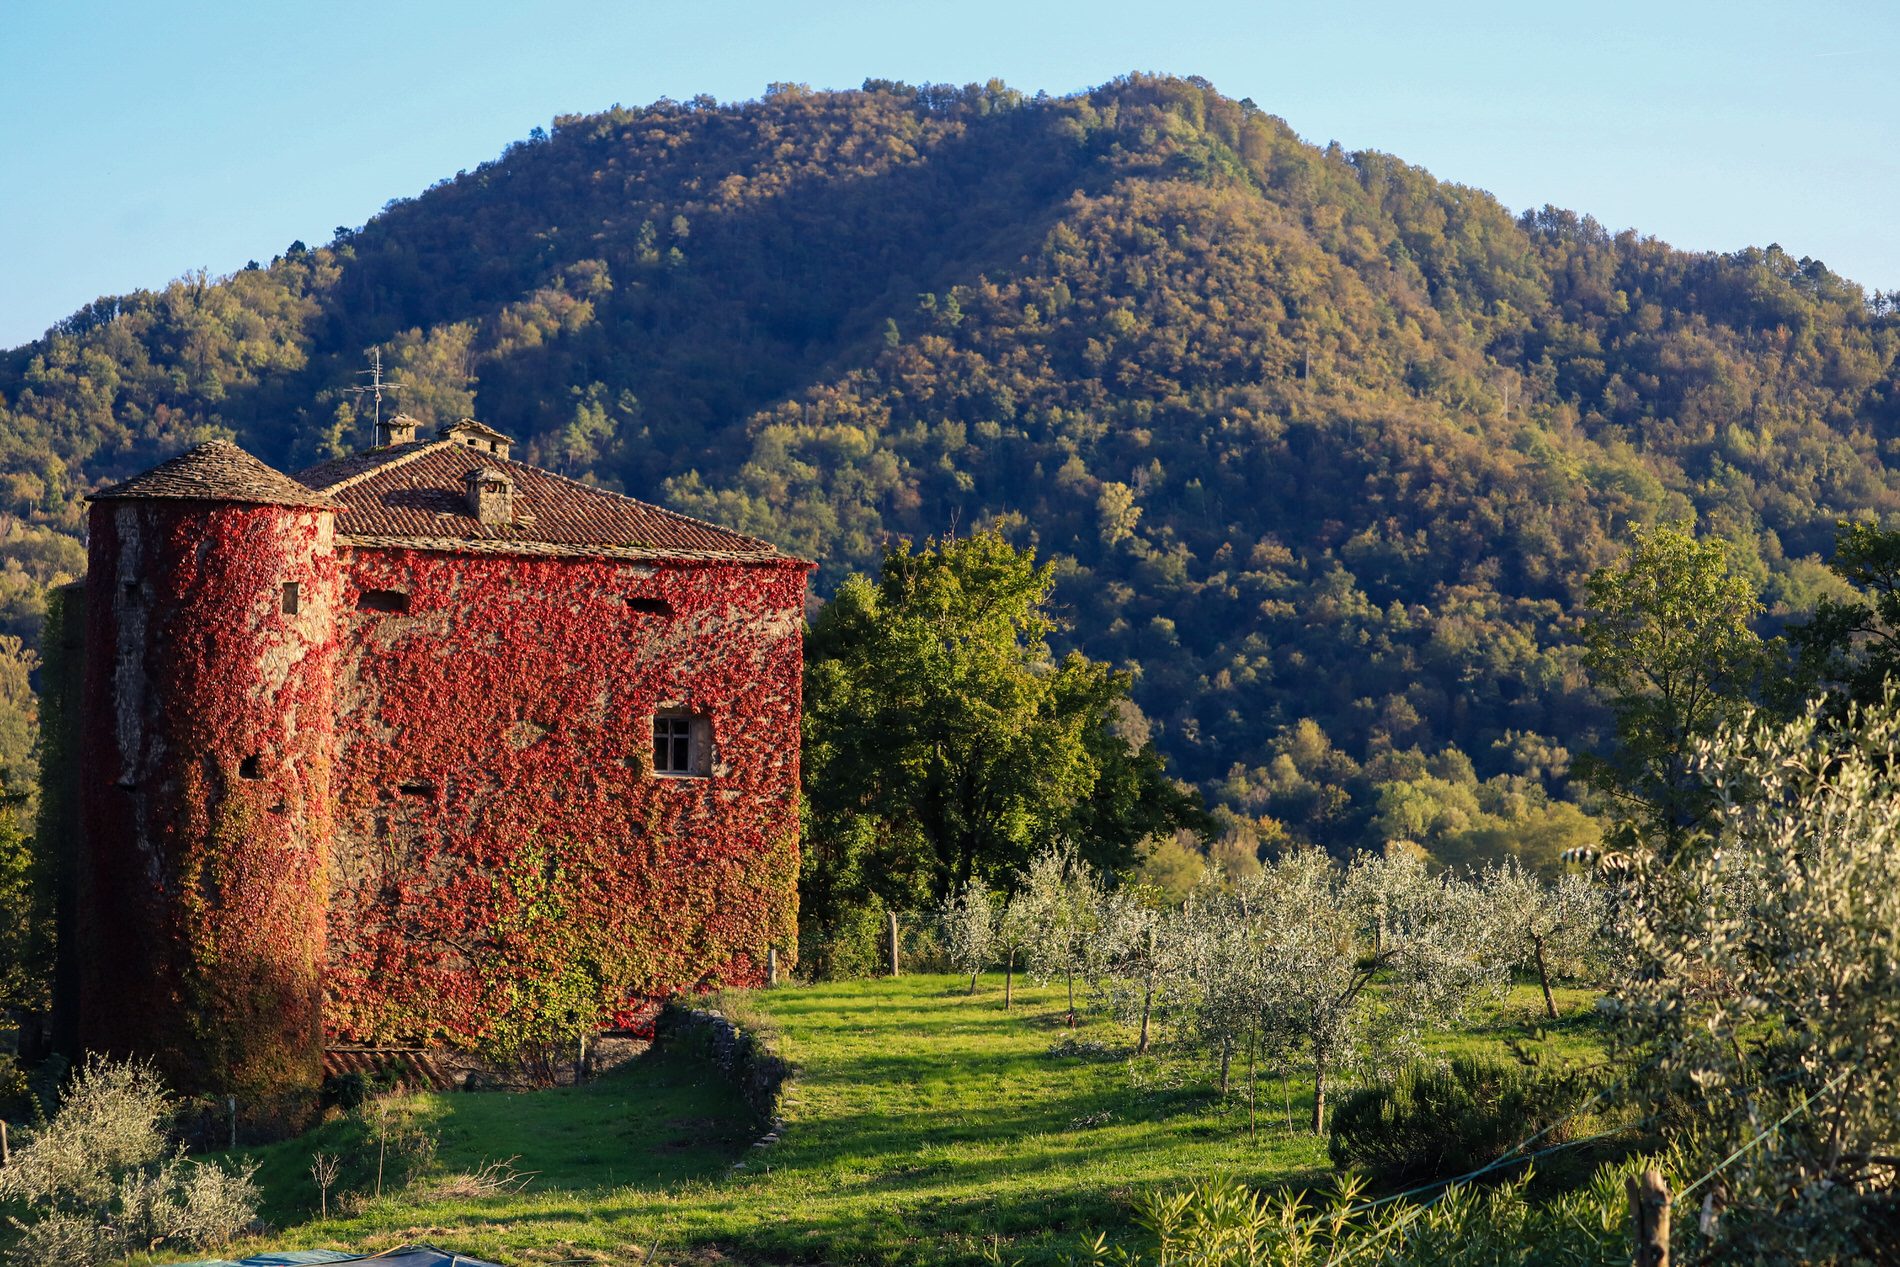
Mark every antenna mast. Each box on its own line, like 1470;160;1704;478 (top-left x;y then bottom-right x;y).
348;348;408;444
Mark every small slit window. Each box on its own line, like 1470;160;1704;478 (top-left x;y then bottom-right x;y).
239;755;263;780
626;597;673;616
359;589;410;613
281;581;300;615
653;713;711;777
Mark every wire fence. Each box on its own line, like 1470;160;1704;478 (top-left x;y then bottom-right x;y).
1317;1061;1854;1264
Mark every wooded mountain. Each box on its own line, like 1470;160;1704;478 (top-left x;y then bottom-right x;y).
5;75;1897;862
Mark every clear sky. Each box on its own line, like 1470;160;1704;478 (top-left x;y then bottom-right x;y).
2;0;1894;349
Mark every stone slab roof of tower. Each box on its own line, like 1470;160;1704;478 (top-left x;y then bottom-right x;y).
294;424;798;563
92;439;344;508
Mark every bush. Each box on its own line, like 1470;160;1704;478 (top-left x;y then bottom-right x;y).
0;1055;259;1267
799;903;949;980
318;1101;440;1211
1047;1165;1649;1267
322;1070;373;1112
0;1053;33;1121
1327;1057;1586;1188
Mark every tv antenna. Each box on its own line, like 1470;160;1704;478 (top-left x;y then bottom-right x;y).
348;348;408;439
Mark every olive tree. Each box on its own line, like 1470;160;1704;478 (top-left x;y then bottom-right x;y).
0;1056;259;1267
1084;884;1189;1056
1479;860;1611;1019
1017;843;1104;1021
1199;848;1508;1133
1609;696;1900;1258
1174;872;1259;1098
939;876;999;994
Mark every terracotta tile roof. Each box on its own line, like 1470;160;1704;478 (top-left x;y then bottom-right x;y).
322;1046;457;1091
91;440;342;509
295;440;799;563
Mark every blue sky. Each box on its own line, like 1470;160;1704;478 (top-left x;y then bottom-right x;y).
1;0;1893;348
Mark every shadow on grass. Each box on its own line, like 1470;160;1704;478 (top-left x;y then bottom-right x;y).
227;1043;754;1227
206;975;1602;1267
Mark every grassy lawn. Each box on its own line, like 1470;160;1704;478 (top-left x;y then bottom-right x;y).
176;975;1606;1266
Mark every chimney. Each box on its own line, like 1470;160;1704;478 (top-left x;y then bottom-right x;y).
376;413;420;448
464;467;515;526
437;418;514;461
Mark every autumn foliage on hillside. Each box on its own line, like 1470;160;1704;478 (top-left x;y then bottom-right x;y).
4;74;1897;854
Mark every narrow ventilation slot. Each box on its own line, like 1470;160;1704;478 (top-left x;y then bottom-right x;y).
359;589;410;613
398;781;436;797
626;597;674;616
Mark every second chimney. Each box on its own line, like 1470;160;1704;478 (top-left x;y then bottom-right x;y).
376;413;420;448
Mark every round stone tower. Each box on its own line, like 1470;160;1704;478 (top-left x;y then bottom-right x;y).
76;441;342;1119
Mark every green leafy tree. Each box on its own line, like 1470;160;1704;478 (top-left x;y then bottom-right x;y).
800;530;1204;967
0;801;46;1023
1786;519;1900;712
1580;524;1764;854
0;634;46;1028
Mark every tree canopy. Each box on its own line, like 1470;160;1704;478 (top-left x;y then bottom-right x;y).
801;531;1204;965
1579;523;1765;851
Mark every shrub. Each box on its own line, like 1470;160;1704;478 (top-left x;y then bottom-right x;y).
295;1101;441;1213
1046;1165;1648;1267
1;1056;171;1208
0;1053;33;1121
1327;1056;1586;1188
800;903;948;979
322;1070;374;1112
800;902;890;980
0;1055;259;1267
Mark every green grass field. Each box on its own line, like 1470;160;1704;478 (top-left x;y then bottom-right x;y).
182;975;1608;1266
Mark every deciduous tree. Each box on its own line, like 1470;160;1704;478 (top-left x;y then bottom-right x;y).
800;531;1203;965
1580;524;1764;854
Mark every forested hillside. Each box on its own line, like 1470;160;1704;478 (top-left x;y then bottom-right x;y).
5;74;1897;862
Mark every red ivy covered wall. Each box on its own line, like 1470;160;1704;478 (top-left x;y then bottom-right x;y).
77;492;806;1090
322;549;806;1047
77;501;340;1103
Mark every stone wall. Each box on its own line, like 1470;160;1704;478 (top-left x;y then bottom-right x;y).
653;1001;789;1130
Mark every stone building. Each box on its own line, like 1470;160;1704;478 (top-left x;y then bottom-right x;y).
54;418;808;1105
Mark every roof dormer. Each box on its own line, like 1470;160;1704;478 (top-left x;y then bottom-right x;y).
437;418;514;461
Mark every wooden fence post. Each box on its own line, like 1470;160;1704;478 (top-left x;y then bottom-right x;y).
767;945;779;987
1628;1168;1670;1267
227;1095;238;1151
887;910;901;977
